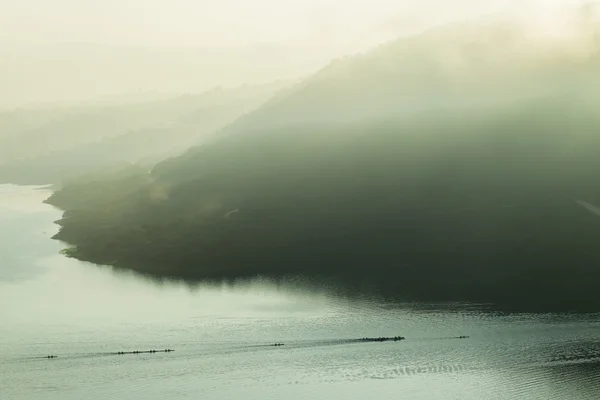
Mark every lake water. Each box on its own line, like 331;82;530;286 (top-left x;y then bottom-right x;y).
1;184;600;400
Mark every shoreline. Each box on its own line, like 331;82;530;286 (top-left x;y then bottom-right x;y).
15;183;600;313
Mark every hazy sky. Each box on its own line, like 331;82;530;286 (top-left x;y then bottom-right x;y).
0;0;584;49
0;0;592;107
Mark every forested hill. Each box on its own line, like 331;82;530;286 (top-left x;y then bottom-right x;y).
47;22;600;309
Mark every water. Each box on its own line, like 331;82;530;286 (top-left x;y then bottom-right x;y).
1;184;600;400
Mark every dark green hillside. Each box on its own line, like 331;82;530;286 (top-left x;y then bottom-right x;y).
47;23;600;309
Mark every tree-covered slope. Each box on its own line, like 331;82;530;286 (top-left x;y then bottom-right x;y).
47;22;600;308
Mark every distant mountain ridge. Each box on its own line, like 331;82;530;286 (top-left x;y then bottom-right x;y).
0;81;290;184
0;42;336;108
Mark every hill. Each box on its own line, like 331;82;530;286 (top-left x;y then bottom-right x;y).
0;82;289;184
47;22;600;309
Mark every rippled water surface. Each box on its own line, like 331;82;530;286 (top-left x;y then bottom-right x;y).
1;185;600;400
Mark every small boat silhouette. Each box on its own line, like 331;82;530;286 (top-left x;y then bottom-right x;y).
358;336;405;342
115;349;174;355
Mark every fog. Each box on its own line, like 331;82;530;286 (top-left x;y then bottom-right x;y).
0;0;591;107
2;0;600;308
4;5;600;400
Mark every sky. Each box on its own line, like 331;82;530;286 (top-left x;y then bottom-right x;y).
0;0;593;107
0;0;586;48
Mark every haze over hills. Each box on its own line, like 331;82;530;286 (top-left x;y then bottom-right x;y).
0;81;290;184
47;19;600;310
2;0;532;110
213;20;599;133
0;43;340;109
